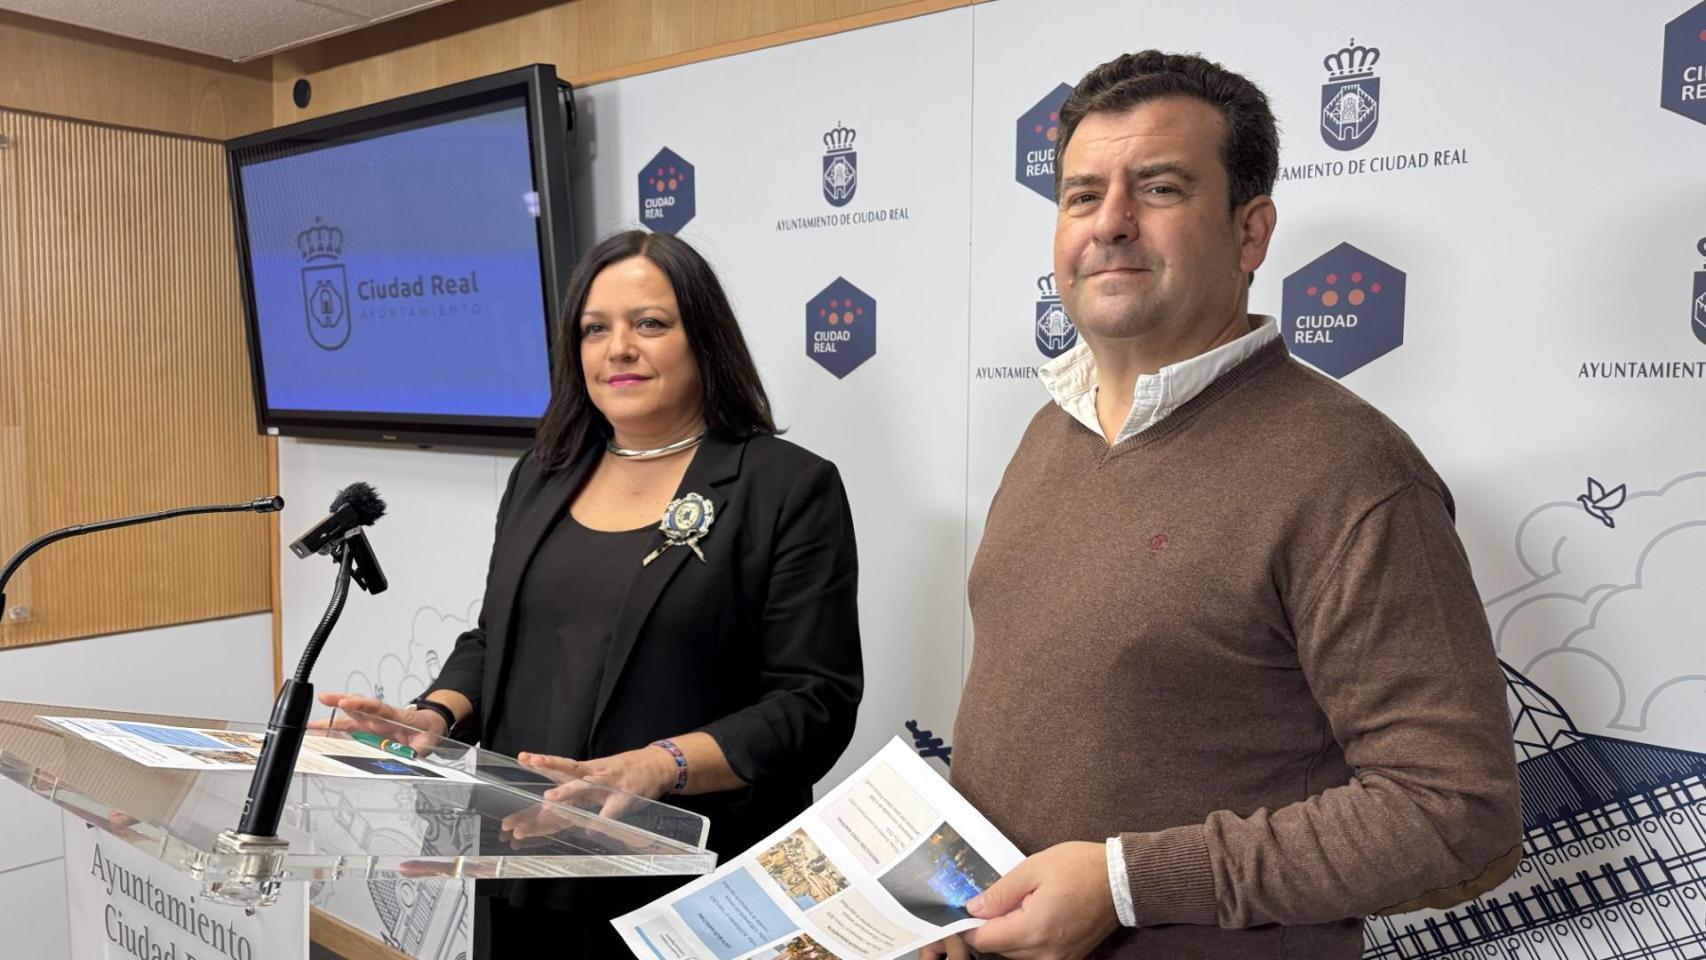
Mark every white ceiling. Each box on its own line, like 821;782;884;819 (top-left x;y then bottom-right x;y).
0;0;459;62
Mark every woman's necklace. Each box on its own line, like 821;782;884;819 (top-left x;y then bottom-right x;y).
605;431;706;461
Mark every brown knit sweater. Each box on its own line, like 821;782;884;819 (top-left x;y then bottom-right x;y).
952;339;1522;960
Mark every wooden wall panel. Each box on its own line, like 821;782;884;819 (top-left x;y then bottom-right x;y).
272;0;967;122
0;132;27;626
0;10;272;140
0;110;271;649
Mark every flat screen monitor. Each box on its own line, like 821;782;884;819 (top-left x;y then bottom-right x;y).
227;65;574;447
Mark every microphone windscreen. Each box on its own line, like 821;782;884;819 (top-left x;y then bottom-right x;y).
329;482;386;526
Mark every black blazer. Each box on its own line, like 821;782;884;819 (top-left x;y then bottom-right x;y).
429;432;863;860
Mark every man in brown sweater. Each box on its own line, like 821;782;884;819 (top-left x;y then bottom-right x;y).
926;52;1522;960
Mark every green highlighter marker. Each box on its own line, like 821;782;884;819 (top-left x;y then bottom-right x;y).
350;730;417;760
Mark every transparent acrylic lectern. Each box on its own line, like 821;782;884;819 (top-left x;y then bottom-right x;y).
0;699;717;912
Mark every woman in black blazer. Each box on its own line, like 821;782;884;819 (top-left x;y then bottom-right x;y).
320;230;862;957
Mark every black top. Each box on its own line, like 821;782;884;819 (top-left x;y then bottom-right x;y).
428;434;862;924
485;512;653;761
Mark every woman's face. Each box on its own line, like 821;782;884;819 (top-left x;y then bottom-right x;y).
578;256;704;440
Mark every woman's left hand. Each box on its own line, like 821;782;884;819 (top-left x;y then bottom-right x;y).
518;746;678;819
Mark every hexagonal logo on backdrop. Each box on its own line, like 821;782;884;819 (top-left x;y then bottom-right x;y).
638;148;695;234
1662;3;1706;126
1015;83;1073;201
1280;243;1406;378
806;278;876;378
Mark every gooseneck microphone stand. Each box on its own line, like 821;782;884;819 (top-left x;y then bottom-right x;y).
212;505;385;910
235;545;356;838
0;496;285;615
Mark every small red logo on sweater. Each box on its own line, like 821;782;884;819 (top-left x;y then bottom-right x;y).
1149;533;1170;551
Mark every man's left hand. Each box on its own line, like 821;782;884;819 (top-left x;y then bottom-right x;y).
961;841;1120;960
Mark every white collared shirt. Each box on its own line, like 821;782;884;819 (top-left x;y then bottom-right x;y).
1038;315;1280;445
1035;315;1279;926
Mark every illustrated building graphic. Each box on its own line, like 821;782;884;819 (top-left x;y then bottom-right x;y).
1363;662;1706;959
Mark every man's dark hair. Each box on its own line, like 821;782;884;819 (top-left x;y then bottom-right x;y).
1055;50;1279;213
533;230;777;470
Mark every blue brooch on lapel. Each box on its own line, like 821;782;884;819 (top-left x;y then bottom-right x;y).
642;492;715;566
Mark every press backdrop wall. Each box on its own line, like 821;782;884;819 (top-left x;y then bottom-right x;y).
279;2;1706;956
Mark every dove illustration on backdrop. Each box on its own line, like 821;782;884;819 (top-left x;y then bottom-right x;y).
1577;477;1627;528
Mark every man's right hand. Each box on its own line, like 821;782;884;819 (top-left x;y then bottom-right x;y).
920;935;971;959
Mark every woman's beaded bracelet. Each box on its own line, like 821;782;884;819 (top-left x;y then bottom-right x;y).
652;738;689;793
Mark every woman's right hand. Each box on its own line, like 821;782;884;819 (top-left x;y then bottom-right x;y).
309;692;446;753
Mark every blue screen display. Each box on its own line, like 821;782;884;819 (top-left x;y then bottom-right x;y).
238;101;553;420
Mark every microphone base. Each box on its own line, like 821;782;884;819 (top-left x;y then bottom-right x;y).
238;678;314;837
198;829;291;912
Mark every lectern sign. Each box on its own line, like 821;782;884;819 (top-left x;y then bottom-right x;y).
63;815;308;960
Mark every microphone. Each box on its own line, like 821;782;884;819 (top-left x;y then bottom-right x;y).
288;481;385;558
0;496;284;617
225;482;388;895
289;482;388;594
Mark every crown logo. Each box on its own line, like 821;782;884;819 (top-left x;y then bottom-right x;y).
1035;269;1075;356
823;122;857;155
298;218;343;262
1323;40;1380;80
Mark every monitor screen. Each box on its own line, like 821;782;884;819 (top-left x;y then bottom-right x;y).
228;68;571;446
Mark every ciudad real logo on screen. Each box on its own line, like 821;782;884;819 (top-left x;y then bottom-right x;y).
298;218;484;351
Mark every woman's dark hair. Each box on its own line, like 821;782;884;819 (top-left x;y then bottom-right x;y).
533;230;777;470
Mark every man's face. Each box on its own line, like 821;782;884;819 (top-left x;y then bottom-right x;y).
1053;96;1260;345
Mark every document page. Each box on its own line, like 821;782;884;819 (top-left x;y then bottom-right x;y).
41;716;479;783
613;737;1022;960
